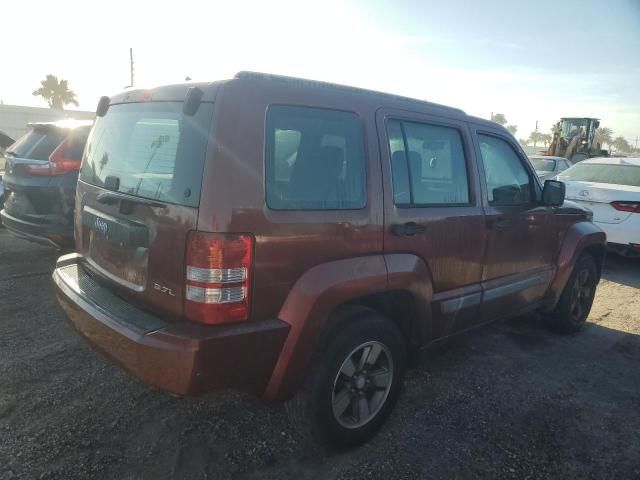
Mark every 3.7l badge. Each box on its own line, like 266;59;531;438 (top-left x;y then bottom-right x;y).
153;283;176;296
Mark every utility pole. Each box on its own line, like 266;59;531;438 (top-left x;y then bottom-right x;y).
129;48;135;87
535;120;539;133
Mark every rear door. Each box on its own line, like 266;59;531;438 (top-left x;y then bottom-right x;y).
377;109;487;339
76;100;215;320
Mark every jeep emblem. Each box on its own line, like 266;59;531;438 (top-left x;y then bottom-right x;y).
94;218;109;236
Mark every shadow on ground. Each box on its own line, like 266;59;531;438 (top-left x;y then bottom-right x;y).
602;253;640;289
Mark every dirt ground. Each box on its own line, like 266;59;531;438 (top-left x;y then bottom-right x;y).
1;228;639;480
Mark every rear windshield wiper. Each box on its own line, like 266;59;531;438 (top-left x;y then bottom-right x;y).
97;190;167;209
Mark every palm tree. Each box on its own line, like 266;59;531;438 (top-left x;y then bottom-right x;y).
528;131;544;147
541;133;552;147
612;136;631;153
490;113;507;126
597;127;613;148
32;74;79;110
518;138;528;146
506;124;518;135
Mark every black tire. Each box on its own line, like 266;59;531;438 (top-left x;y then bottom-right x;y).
546;254;598;334
286;310;406;450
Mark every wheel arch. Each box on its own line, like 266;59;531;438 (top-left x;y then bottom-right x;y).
318;290;423;368
545;220;606;310
263;253;433;401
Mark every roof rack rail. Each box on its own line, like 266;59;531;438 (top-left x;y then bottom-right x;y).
234;71;465;115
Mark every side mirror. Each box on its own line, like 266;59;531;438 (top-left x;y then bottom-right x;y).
542;179;565;206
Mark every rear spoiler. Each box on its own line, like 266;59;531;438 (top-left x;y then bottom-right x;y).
96;96;110;117
95;86;203;117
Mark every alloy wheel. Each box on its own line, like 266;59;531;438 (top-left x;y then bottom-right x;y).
331;341;394;429
570;268;592;322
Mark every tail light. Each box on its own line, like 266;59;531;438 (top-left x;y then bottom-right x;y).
184;232;254;325
26;139;81;176
611;201;640;213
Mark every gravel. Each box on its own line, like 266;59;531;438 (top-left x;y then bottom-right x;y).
1;228;639;479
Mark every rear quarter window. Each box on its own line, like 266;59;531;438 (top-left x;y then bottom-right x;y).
265;106;366;210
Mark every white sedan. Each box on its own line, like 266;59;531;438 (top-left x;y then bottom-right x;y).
557;157;640;257
530;155;572;181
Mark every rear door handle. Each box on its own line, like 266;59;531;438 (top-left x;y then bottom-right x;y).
391;222;427;236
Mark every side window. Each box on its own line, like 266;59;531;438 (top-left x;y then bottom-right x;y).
386;119;470;206
265;106;366;210
478;134;533;205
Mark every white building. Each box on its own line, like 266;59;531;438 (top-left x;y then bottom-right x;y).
0;104;94;143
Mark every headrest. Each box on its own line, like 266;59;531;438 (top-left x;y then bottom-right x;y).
319;146;344;175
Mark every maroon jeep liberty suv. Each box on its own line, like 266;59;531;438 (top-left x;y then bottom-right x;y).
54;72;605;449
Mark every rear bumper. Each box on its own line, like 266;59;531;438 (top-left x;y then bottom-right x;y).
53;253;290;397
1;209;73;247
594;219;640;246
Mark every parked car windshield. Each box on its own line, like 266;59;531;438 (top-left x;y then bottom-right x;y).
80;102;214;207
558;163;640;187
531;158;556;172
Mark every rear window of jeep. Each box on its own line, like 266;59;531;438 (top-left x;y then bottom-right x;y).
80;102;214;207
265;106;366;210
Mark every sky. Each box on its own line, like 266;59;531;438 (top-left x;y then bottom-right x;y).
2;0;639;142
